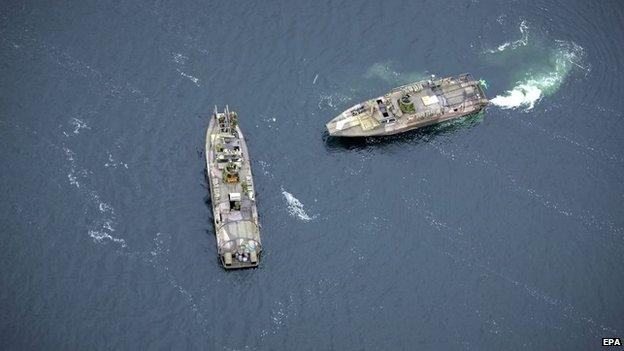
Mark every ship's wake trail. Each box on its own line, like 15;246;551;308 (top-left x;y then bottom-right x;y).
489;41;587;110
281;188;317;222
483;20;589;110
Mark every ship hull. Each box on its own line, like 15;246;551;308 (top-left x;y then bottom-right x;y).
326;74;488;137
206;108;261;269
327;105;486;137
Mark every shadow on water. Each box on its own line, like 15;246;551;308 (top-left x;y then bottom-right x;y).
322;111;486;152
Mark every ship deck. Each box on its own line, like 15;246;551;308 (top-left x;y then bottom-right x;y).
327;74;488;137
206;110;261;269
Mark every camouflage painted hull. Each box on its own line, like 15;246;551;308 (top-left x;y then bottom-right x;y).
327;74;488;137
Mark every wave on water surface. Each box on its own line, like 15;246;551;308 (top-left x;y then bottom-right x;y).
172;52;200;87
486;20;529;54
62;119;126;247
486;21;589;110
281;188;317;222
490;41;586;110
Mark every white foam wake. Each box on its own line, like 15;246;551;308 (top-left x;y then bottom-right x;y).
104;152;129;169
317;92;352;110
70;118;90;134
490;82;543;110
177;69;200;87
172;52;200;87
281;188;317;222
490;41;587;110
62;119;126;247
486;20;528;53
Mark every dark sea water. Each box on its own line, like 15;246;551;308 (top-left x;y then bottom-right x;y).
1;0;623;349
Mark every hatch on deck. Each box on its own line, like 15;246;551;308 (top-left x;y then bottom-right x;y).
421;95;439;106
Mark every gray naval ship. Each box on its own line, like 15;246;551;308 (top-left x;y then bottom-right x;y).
205;106;261;269
326;73;488;137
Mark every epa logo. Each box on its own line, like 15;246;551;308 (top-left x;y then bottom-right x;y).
603;338;622;346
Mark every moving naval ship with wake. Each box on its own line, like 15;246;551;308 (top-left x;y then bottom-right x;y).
326;73;488;137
